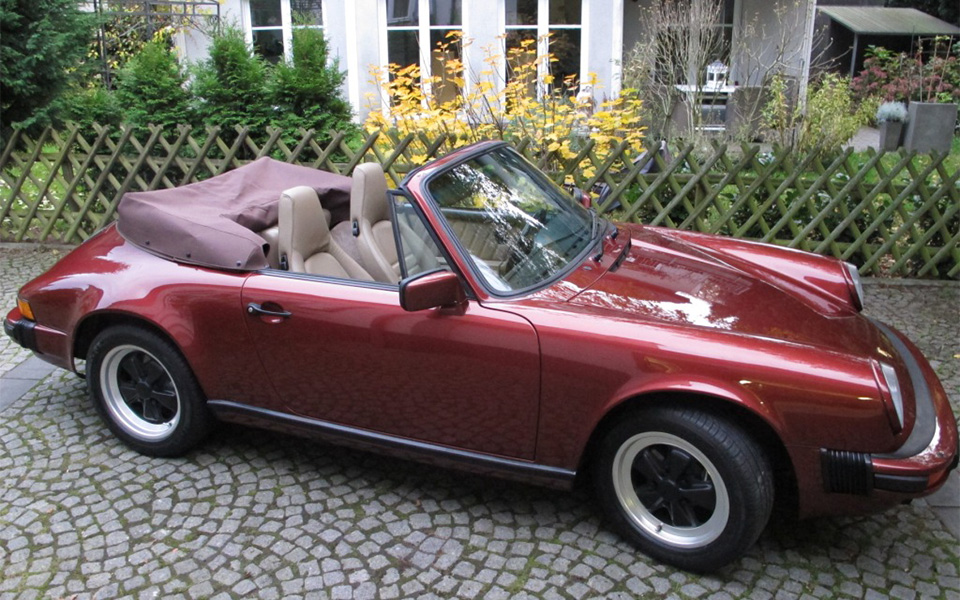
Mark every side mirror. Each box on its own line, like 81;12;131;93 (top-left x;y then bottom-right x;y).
399;269;466;312
577;188;592;209
567;185;592;209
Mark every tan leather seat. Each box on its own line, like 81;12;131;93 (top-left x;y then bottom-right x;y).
277;186;372;280
349;163;438;283
261;210;332;270
258;225;281;269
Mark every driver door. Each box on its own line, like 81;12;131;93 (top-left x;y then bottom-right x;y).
241;200;540;459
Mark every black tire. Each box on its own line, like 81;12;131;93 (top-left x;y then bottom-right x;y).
87;325;210;457
592;407;774;573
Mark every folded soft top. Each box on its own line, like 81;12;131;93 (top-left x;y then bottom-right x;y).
117;157;352;270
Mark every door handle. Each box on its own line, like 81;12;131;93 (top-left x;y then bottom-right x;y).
247;303;292;318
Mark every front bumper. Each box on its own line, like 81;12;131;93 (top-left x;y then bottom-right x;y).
821;321;959;497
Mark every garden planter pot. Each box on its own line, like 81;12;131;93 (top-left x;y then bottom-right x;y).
903;102;958;153
878;121;904;151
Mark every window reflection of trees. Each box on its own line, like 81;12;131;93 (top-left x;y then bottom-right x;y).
428;149;592;292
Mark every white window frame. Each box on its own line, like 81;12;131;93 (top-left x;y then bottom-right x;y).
504;0;583;93
243;0;326;63
378;0;463;88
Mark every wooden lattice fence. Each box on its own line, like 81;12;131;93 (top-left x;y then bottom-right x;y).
1;124;958;278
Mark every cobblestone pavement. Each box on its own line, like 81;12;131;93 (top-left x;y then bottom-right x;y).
1;245;958;600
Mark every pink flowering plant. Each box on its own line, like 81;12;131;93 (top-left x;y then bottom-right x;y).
851;39;960;105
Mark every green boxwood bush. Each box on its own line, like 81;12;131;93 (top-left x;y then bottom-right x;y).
269;26;354;141
0;0;96;138
191;26;272;133
117;41;194;131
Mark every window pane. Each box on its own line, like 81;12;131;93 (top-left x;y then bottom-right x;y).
431;29;461;103
506;0;537;26
253;29;284;63
549;0;580;25
700;102;727;129
505;29;537;94
291;0;323;26
430;0;461;27
719;27;732;65
388;29;420;68
723;0;735;25
549;28;580;89
250;0;282;27
393;195;448;279
387;0;418;26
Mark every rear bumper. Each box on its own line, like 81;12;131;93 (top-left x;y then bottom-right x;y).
821;321;959;498
4;308;37;351
5;306;73;370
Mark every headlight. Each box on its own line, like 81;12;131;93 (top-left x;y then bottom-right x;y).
844;262;864;311
879;362;904;432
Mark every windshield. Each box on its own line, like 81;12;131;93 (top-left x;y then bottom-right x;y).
426;146;595;294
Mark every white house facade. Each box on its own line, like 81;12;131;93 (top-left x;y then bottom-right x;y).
176;0;815;122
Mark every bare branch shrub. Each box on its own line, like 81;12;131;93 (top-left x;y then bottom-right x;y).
728;0;830;142
622;0;725;143
623;0;831;145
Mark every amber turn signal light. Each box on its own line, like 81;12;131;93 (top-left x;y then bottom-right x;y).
17;297;35;321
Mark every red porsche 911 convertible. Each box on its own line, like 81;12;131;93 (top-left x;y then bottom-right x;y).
6;142;957;572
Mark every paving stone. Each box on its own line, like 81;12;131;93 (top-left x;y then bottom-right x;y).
0;248;957;599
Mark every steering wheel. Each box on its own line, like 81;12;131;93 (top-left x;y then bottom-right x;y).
499;243;551;288
499;247;522;279
507;209;548;267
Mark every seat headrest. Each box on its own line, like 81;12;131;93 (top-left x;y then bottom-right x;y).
351;163;390;226
278;186;330;264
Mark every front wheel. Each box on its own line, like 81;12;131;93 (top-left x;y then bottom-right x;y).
593;407;774;572
87;325;210;457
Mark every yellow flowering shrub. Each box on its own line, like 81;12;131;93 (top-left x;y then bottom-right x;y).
365;33;645;179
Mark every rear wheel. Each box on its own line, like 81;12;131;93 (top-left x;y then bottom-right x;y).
593;407;773;572
88;325;210;457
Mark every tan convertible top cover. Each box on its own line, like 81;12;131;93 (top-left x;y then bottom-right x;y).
117;157;351;271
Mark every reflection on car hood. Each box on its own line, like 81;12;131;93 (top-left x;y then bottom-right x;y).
569;225;878;356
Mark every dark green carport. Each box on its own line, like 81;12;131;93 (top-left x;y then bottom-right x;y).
817;7;960;76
